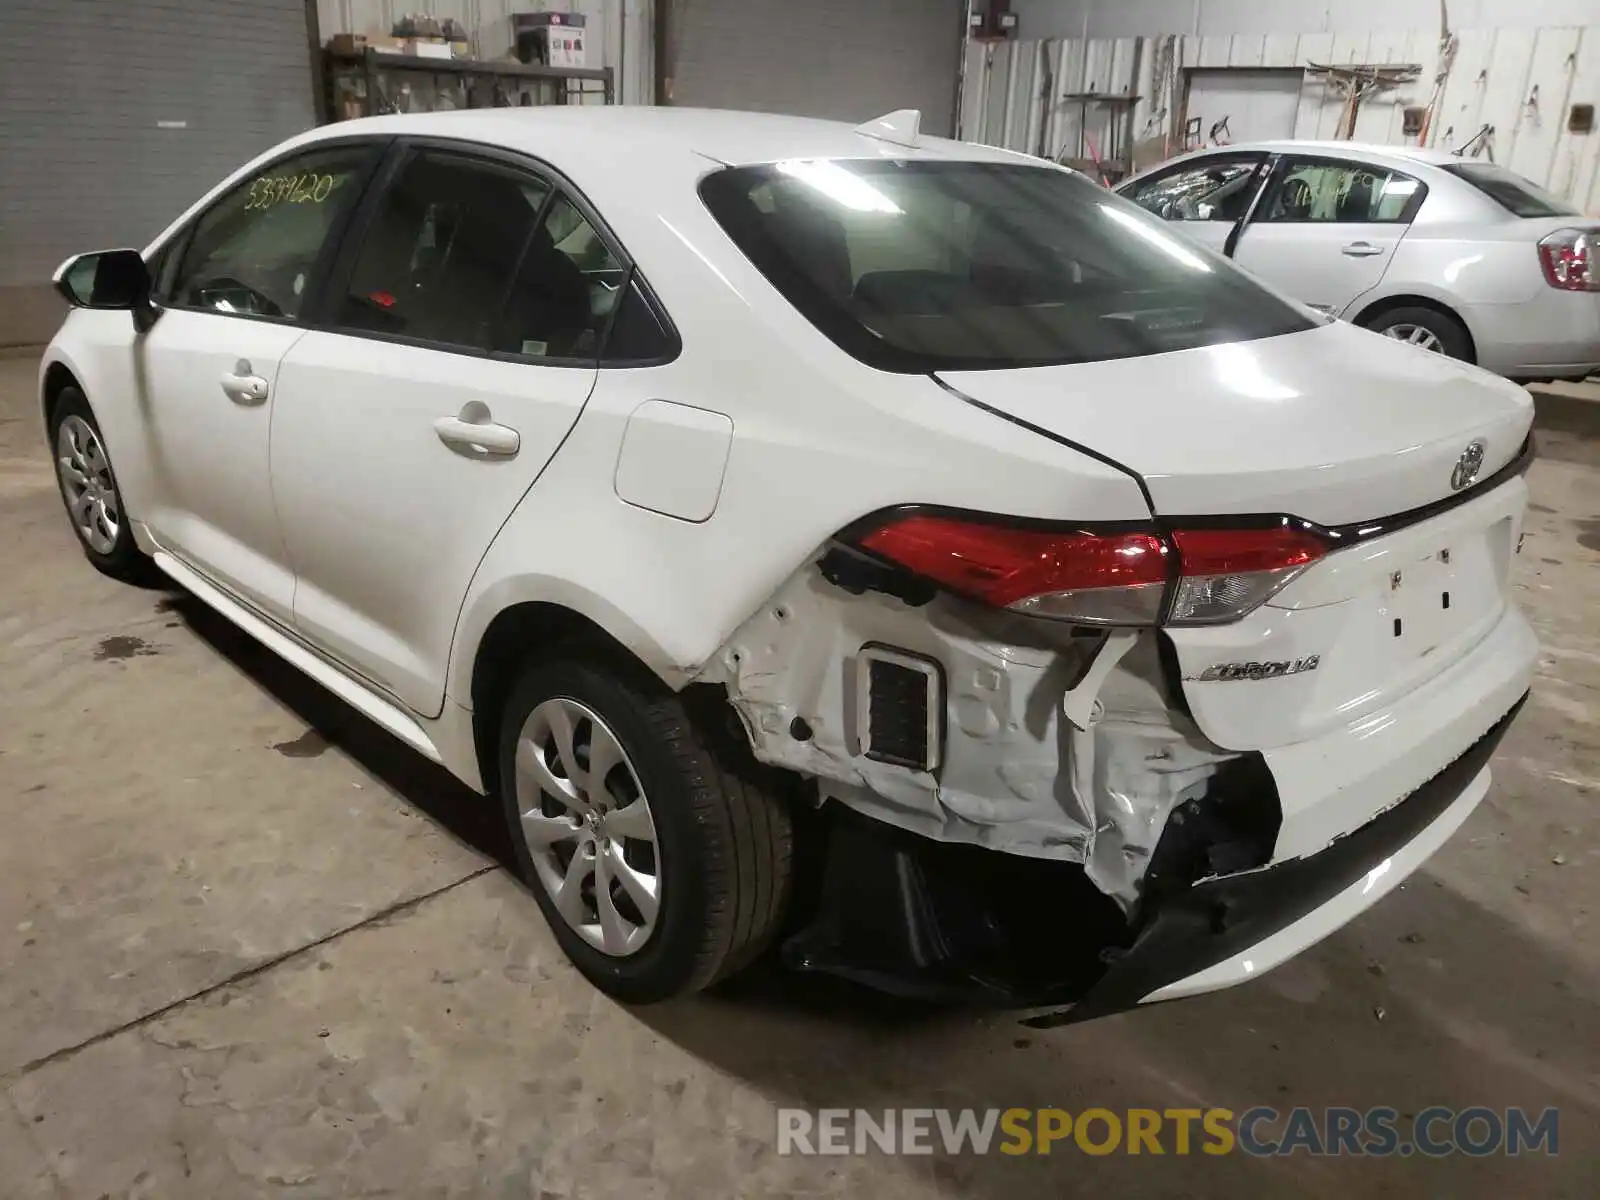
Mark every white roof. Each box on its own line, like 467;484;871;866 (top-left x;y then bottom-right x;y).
299;105;1028;177
1240;139;1470;166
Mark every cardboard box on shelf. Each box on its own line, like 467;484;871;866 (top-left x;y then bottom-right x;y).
401;37;454;59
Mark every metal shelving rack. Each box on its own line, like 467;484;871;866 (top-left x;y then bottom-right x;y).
324;48;613;121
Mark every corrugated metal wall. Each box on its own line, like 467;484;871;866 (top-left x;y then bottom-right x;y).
0;0;315;345
961;24;1600;213
317;0;653;105
664;0;964;135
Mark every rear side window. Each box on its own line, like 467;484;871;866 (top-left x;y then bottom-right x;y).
335;152;551;351
492;196;623;360
1441;162;1579;217
1258;159;1425;224
169;144;374;320
334;152;623;361
700;159;1314;373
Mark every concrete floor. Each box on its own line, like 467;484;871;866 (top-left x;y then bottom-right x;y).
0;350;1595;1198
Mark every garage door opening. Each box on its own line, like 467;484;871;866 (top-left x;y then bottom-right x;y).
1183;68;1305;147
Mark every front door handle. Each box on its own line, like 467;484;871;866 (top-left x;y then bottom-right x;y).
1341;241;1386;258
434;404;520;458
220;359;269;405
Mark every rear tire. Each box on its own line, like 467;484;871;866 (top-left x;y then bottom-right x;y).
1359;305;1472;362
48;386;151;582
497;656;794;1003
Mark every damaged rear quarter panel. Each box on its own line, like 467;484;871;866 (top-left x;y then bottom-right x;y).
698;563;1244;910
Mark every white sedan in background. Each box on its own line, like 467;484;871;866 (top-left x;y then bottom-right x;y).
41;106;1536;1025
1118;140;1600;383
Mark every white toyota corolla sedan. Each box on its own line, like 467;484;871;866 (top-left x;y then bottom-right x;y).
40;106;1537;1024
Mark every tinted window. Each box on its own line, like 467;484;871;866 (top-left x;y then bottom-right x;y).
336;152;551;350
1120;156;1264;222
1441;162;1579;217
1259;159;1425;224
701;159;1313;373
169;145;373;319
491;196;624;360
600;276;678;362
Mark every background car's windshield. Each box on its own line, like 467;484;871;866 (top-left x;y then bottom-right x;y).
1442;161;1580;218
700;158;1314;372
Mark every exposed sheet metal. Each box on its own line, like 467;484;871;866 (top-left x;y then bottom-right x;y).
700;564;1240;910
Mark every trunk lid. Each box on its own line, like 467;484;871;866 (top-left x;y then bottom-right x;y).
937;320;1533;526
942;320;1535;753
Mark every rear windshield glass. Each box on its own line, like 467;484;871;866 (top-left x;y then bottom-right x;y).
699;159;1314;372
1442;162;1579;217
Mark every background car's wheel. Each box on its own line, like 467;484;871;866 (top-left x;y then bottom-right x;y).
48;386;150;581
497;656;794;1003
1360;305;1472;361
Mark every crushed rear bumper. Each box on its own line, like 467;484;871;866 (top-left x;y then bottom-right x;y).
781;693;1526;1024
1027;691;1524;1025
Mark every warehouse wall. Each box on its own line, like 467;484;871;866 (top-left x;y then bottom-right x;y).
1012;0;1600;38
966;4;1600;213
317;0;653;104
1;0;316;346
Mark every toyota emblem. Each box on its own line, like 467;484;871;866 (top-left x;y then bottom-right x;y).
1450;440;1486;492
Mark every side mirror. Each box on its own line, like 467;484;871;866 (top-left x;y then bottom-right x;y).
53;249;152;310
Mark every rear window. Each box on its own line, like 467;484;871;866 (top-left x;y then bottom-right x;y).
1441;162;1579;218
700;159;1314;373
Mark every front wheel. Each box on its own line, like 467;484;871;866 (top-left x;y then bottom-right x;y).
48;386;150;581
1360;305;1472;362
497;657;794;1003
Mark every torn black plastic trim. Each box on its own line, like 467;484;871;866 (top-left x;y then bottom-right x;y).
781;810;1130;1006
817;544;936;607
1023;692;1528;1028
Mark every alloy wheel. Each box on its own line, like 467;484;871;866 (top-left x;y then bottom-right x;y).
1381;322;1444;353
513;697;662;957
55;415;120;554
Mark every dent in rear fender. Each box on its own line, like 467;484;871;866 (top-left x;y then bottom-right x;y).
696;562;1244;910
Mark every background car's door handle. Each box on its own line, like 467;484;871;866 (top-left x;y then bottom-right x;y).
1341;242;1385;257
434;409;520;458
220;359;269;405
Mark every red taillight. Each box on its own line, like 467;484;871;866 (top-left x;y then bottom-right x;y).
1170;527;1326;575
1168;526;1327;624
854;514;1329;626
1537;229;1600;292
857;515;1169;624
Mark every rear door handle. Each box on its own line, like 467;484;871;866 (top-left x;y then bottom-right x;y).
220;359;269;405
1341;241;1386;258
434;409;520;458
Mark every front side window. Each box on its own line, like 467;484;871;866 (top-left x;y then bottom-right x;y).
1441;161;1579;218
1258;159;1425;224
1120;156;1264;222
701;159;1313;373
168;145;373;319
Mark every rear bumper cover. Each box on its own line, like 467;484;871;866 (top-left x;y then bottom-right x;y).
782;687;1528;1024
1025;692;1524;1026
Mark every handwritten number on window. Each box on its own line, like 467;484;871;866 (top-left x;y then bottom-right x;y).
243;172;339;212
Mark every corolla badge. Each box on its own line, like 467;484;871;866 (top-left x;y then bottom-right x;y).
1187;655;1321;683
1451;440;1487;492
